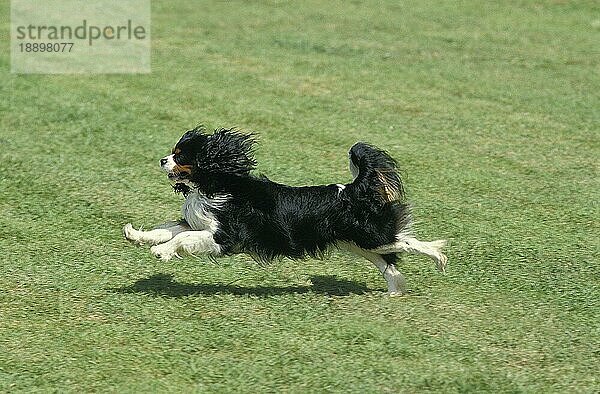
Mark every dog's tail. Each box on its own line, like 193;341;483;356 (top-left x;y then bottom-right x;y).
347;142;413;239
348;142;405;204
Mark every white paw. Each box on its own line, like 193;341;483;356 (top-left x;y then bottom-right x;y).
123;223;143;244
150;243;176;262
388;290;404;297
436;253;448;273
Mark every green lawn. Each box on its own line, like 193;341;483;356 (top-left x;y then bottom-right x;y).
1;1;599;392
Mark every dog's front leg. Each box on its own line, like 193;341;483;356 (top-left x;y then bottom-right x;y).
123;221;190;245
150;230;222;262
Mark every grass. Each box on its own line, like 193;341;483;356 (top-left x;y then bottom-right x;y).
1;0;598;392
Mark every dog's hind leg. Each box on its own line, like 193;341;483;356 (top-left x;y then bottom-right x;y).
340;242;406;295
150;230;221;262
123;221;190;245
370;235;448;273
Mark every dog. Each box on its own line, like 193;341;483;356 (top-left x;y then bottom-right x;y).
123;126;447;294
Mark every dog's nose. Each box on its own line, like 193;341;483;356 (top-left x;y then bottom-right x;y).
160;158;168;166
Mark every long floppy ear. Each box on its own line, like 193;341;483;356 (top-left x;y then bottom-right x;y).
197;128;257;176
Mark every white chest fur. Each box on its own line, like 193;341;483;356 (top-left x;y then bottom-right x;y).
181;192;229;233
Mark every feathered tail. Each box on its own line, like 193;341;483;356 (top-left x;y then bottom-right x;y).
348;142;448;273
348;142;412;236
348;142;405;204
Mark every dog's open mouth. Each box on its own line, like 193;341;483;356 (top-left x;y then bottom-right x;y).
167;173;189;184
167;171;192;185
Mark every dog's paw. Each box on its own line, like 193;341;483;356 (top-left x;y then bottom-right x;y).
150;243;176;262
124;223;148;245
123;223;143;244
436;253;448;273
388;290;405;297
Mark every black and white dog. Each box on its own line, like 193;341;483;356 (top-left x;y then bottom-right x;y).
124;126;447;294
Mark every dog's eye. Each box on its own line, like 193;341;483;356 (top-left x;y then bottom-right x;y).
175;153;192;165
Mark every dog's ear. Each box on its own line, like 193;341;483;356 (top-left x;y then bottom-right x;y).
172;182;191;196
199;128;257;176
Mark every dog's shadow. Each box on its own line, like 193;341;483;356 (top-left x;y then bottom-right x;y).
114;273;373;297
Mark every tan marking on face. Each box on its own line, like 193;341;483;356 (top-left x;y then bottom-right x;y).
174;148;182;154
173;164;192;175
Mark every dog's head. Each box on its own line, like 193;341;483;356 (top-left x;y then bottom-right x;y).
160;126;257;191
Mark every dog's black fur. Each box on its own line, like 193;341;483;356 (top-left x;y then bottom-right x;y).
125;126;448;294
168;126;411;264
